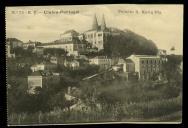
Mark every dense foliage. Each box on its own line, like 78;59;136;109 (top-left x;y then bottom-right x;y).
104;29;158;57
43;48;67;56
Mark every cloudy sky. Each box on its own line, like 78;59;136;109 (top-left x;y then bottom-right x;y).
6;4;183;55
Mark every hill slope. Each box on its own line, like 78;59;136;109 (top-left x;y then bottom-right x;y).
103;28;158;57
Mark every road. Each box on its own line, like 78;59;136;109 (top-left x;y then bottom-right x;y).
82;68;113;80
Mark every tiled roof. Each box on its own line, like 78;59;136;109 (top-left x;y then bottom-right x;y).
38;38;84;46
29;71;42;76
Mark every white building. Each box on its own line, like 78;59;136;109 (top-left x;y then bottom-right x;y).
89;56;112;69
64;60;80;70
38;39;86;56
6;38;23;49
70;60;80;70
84;14;110;51
126;54;163;80
31;64;45;72
28;71;43;94
23;41;37;49
6;44;15;58
60;30;79;42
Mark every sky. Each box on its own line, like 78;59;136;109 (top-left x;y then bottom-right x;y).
6;4;183;55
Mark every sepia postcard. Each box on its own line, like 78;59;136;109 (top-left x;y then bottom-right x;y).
6;4;183;126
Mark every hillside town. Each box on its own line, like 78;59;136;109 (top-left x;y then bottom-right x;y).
7;14;183;123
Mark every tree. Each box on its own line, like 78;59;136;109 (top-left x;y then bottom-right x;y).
161;55;182;88
48;91;66;109
103;29;158;57
170;46;175;51
43;48;67;56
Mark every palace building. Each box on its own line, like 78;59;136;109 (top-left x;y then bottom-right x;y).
84;14;111;51
38;32;86;56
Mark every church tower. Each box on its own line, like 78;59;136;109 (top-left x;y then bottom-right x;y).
101;14;106;30
92;14;99;30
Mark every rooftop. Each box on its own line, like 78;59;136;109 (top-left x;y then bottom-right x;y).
62;29;79;36
38;38;84;46
29;71;42;76
6;38;23;43
130;54;160;59
91;56;111;59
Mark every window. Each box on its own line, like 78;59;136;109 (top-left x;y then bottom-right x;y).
152;60;155;64
98;41;102;44
98;34;102;37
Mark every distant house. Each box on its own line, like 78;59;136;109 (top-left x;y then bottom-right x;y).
6;44;15;58
126;54;163;80
89;56;112;69
6;38;23;49
23;41;36;49
50;56;65;65
31;64;45;72
158;49;167;62
6;38;23;58
70;60;80;70
33;47;44;55
28;71;43;94
64;59;80;70
23;41;41;49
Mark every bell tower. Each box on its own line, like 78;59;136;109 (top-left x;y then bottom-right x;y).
101;14;106;30
92;14;99;30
